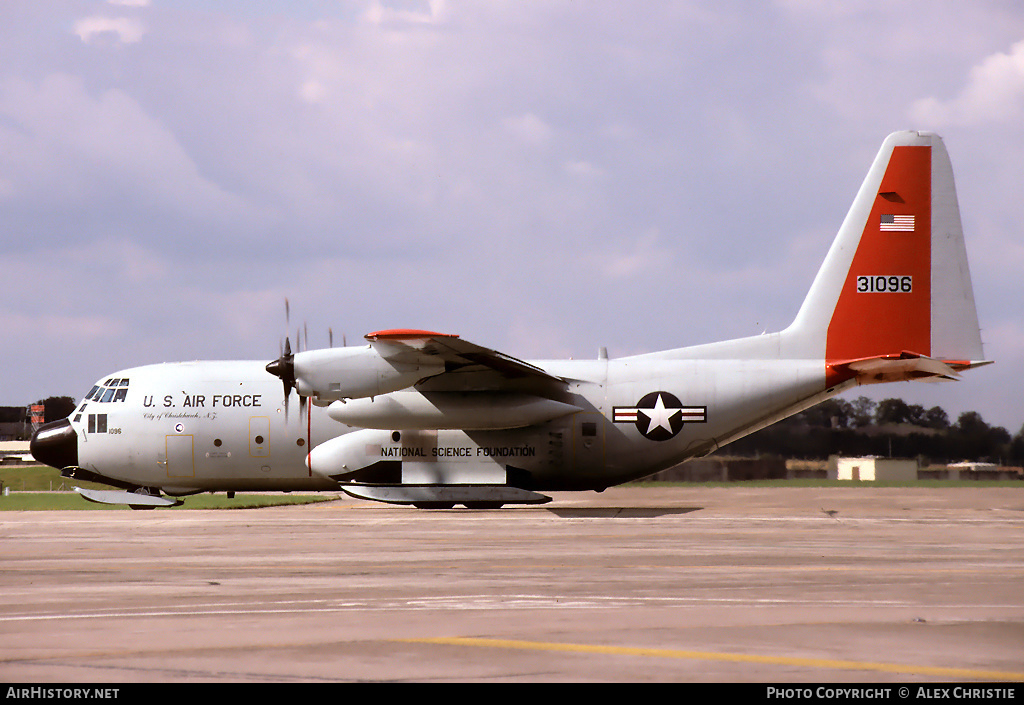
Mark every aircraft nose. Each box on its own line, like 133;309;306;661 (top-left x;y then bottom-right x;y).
30;418;79;470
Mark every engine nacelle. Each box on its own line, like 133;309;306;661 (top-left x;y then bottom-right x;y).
306;428;517;486
306;428;396;480
293;346;444;402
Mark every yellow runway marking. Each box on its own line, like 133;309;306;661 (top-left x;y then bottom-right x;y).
400;636;1024;681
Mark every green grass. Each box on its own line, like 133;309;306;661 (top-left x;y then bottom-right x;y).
1;464;106;492
0;492;339;511
0;465;339;510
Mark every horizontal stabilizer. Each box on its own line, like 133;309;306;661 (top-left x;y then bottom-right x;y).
75;487;183;507
827;351;993;385
340;484;551;506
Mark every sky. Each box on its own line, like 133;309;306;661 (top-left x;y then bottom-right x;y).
2;0;1022;434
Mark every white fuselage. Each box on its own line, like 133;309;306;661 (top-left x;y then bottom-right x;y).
70;350;837;495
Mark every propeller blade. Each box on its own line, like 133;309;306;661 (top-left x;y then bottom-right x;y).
266;299;302;422
266;335;296;421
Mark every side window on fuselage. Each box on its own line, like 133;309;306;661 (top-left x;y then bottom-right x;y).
87;414;109;434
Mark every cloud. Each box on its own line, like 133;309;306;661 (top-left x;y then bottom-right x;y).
0;312;125;344
563;160;607;180
503;113;554;146
363;0;449;26
911;40;1024;126
589;227;670;280
0;73;266;250
74;16;147;45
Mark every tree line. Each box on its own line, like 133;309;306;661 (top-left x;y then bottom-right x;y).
1;397;79;439
726;396;1023;465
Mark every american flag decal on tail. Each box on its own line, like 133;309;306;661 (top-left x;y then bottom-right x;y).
880;214;915;232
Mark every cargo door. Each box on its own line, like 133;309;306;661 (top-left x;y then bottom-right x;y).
572;412;605;473
166;434;195;479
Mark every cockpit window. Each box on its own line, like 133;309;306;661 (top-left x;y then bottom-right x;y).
88;379;130;403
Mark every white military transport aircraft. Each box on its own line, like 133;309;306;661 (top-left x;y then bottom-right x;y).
31;131;990;509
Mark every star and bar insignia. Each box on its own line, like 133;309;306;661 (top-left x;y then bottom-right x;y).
613;391;706;441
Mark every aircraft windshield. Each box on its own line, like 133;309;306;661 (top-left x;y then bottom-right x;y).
85;379;130;403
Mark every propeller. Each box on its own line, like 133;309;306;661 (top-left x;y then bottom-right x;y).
266;336;297;420
296;322;309;420
265;298;340;421
266;299;302;421
328;328;346;348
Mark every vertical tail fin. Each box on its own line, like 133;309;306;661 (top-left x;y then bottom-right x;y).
784;131;987;382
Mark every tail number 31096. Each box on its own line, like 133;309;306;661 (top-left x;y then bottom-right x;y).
857;275;912;293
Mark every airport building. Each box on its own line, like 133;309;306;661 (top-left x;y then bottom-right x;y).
0;406;29;441
0;441;32;465
828;456;918;482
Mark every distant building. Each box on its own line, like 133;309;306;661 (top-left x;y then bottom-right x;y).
828;456;918;481
0;406;29;441
942;462;1022;481
0;441;32;464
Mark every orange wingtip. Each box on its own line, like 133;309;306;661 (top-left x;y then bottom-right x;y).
365;329;460;341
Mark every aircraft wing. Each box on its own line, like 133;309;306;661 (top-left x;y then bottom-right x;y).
365;329;567;387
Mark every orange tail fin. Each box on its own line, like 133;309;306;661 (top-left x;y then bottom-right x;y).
784;131;987;384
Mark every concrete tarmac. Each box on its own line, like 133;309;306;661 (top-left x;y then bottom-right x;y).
1;486;1022;683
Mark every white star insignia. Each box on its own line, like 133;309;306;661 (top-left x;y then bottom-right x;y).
640;393;681;435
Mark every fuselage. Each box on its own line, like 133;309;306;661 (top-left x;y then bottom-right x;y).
54;350;836;496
